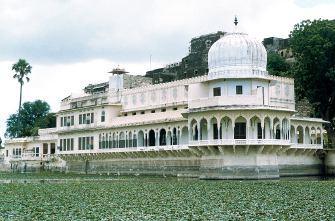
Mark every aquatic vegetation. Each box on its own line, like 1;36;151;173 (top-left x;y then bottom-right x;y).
0;173;334;220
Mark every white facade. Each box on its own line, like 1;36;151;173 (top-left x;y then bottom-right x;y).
3;28;326;171
4;128;57;165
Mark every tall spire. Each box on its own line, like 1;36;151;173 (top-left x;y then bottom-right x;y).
234;16;238;26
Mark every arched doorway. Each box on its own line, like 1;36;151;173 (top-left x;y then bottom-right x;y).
172;128;178;145
200;118;208;140
190;119;198;141
210;117;219;140
149;129;156;146
273;118;280;139
159;129;167;146
128;131;133;147
221;116;232;139
138;130;144;147
250;116;262;139
119;132;125;148
181;126;189;144
234;116;247;139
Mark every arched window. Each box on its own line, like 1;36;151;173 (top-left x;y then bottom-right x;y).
149;130;156;146
159;129;167;146
101;110;106;122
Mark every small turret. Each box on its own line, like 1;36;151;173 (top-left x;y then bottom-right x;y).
109;67;128;91
109;67;128;102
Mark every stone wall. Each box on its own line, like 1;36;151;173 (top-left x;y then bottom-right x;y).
3;147;328;179
278;150;323;176
123;74;152;89
325;149;335;176
146;31;224;84
63;147;323;179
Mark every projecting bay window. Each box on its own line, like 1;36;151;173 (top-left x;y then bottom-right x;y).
78;136;94;150
79;113;94;125
59;138;74;151
213;87;221;97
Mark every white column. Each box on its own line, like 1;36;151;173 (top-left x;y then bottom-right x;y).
178;130;181;145
295;128;298;144
270;120;273;139
281;120;286;140
231;118;235;140
246;120;250;140
197;122;201;140
207;122;211;141
188;124;192;142
191;125;195;141
287;121;290;140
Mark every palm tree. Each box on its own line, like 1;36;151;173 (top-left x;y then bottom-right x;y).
12;59;32;111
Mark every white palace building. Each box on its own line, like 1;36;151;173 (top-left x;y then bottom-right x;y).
3;24;328;179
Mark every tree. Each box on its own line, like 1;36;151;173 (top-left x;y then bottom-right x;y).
267;51;291;77
12;59;32;111
289;19;335;146
5;100;56;138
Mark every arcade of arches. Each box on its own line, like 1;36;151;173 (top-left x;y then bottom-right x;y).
97;115;323;149
189;115;323;145
98;125;189;149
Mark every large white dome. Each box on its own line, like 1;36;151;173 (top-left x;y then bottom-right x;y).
208;32;267;79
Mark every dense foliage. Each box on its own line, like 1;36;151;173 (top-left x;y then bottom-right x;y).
0;173;334;220
267;51;291;77
289;19;335;145
5;100;56;138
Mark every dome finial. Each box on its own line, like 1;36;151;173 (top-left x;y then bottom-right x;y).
234;16;238;26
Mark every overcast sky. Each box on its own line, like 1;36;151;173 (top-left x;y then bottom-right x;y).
1;0;335;140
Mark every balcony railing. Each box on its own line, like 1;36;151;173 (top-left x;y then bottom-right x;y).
59;145;189;155
189;139;291;146
290;144;323;149
189;95;263;109
136;145;188;151
10;154;57;161
57;123;100;132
